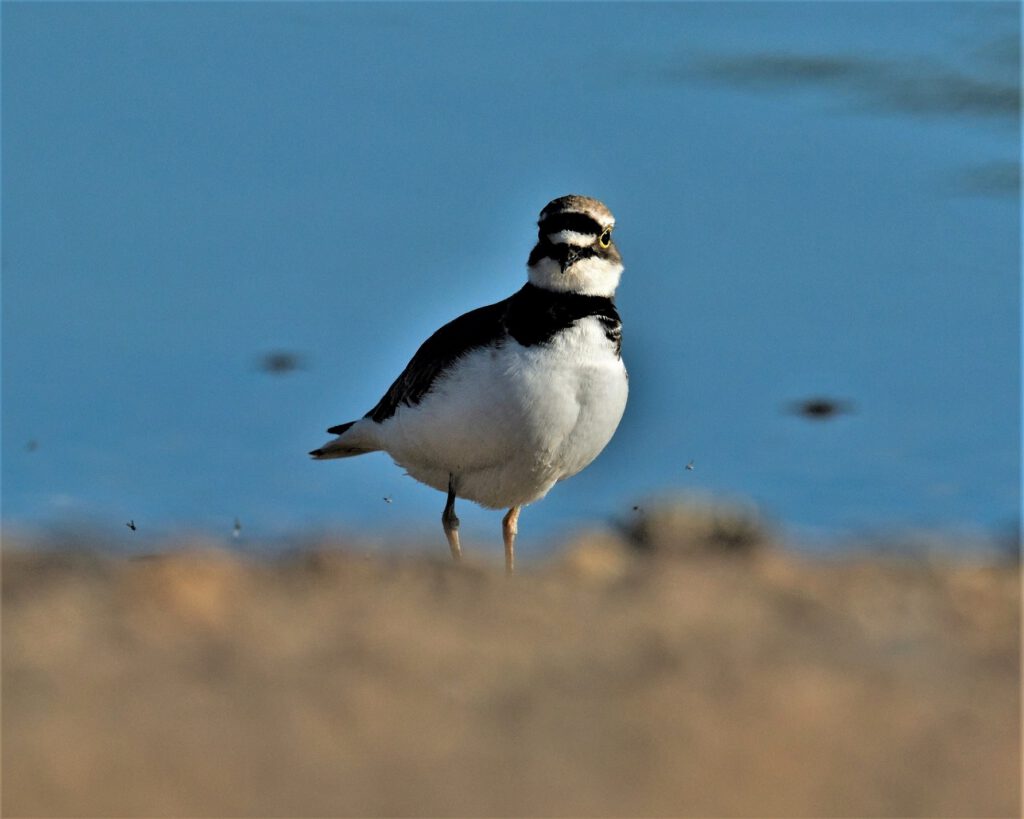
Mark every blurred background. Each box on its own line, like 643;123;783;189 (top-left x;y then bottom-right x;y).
2;3;1020;817
3;1;1019;554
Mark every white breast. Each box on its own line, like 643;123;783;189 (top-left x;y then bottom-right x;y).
373;317;628;509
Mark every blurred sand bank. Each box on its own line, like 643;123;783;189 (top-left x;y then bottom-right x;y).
3;531;1020;817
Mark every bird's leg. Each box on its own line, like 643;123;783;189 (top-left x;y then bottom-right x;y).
502;506;520;574
442;475;461;561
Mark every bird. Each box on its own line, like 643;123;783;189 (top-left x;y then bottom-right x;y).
310;195;628;572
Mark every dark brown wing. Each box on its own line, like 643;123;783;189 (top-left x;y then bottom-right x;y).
364;296;512;423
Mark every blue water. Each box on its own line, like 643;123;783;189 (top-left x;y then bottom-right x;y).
3;2;1019;552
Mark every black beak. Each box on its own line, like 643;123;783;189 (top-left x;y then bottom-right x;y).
560;248;581;273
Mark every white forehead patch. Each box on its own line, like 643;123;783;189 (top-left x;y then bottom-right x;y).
546;230;596;247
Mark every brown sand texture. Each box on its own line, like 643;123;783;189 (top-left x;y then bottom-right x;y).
3;523;1020;817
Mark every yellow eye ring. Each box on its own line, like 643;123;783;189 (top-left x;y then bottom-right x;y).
599;228;612;248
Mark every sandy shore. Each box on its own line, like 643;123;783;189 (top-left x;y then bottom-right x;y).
3;535;1020;817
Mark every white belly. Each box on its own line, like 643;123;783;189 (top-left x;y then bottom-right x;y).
373;318;628;508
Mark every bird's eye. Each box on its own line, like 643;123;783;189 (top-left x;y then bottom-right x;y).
599;228;612;248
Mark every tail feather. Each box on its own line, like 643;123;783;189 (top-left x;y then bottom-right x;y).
310;419;377;460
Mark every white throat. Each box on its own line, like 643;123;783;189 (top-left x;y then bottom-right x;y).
527;256;623;298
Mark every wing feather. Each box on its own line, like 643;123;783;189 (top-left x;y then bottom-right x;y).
365;297;511;423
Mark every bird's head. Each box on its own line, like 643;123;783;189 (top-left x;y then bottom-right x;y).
527;195;623;297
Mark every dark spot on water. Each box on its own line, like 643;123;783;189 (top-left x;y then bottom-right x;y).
786;397;855;420
258;350;306;375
